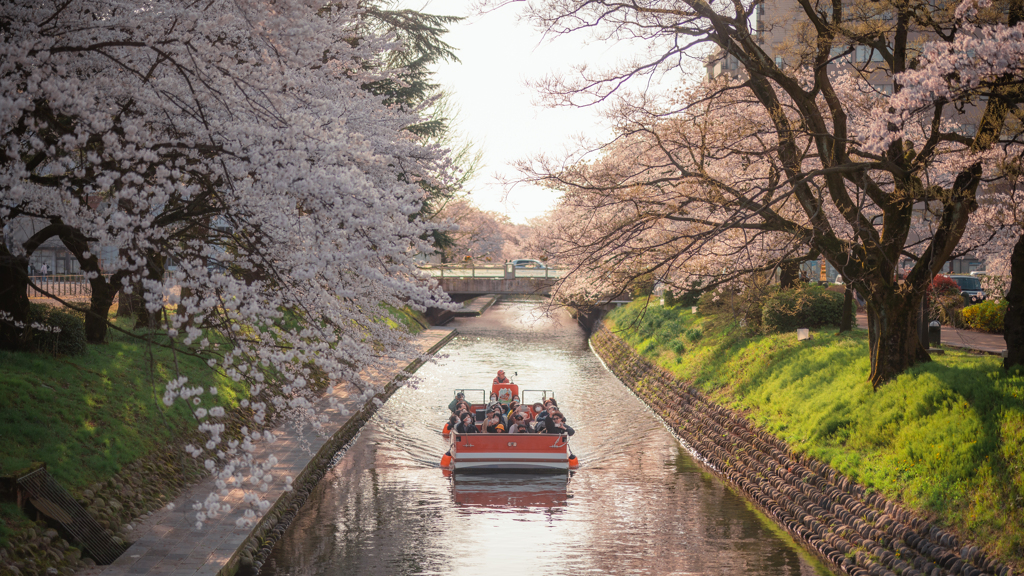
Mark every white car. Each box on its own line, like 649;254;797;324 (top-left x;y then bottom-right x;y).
512;259;547;269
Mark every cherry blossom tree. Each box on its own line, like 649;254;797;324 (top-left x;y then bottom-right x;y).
1;0;453;526
883;0;1024;368
514;0;1020;387
434;198;510;262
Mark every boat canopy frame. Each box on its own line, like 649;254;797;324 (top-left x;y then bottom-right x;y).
519;389;556;407
451;388;488;406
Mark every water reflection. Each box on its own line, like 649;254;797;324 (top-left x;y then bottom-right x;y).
451;474;570;508
261;299;832;576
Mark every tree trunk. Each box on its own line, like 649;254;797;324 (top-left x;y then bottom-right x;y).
0;245;31;351
51;224;125;343
134;253;166;329
1005;231;1024;370
866;291;932;389
85;281;117;343
117;287;135;317
838;286;853;333
780;261;801;289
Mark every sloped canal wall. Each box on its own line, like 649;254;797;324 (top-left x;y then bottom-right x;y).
590;324;1012;576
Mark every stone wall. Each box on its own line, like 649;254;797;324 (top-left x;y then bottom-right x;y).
590;324;1012;576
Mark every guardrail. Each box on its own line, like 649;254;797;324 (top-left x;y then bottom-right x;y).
419;264;563;279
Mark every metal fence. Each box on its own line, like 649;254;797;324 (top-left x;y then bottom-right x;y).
27;274;95;300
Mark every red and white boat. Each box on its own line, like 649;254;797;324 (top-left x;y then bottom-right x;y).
440;384;579;474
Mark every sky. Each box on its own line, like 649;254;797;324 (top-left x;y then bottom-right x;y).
420;0;623;224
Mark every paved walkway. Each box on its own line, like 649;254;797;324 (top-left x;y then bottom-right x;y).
453;294;498;317
855;312;1006;355
86;327;456;576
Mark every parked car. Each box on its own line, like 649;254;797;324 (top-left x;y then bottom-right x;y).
947;274;986;304
512;259;547;269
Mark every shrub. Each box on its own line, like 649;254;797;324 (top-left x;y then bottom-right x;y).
629;273;656;297
671;340;686;354
684;328;703;342
960;300;1007;333
676;280;703;307
697;284;763;327
28;304;87;356
761;284;843;334
662;289;675;307
929;275;966;327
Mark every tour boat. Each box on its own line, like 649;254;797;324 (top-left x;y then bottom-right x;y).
440;384;579;474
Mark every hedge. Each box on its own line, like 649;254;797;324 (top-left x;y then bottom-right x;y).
960;299;1007;333
761;284;844;334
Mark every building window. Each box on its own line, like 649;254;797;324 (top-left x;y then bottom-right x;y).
855;45;885;63
872;83;893;95
775;55;784;67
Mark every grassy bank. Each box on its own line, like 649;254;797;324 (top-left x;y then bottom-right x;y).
606;299;1023;563
0;315;246;550
0;305;428;550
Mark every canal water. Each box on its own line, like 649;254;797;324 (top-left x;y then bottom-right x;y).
261;300;832;576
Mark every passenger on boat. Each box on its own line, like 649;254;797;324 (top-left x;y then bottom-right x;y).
534;401;556;428
448;391;466;413
542;411;575;436
516;405;535;429
508;413;531;433
490;405;508;428
493;370;510;385
483;408;506;433
505;400;520;419
487;391;501;409
455;413;478;434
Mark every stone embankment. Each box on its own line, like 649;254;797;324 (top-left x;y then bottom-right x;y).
590;324;1013;576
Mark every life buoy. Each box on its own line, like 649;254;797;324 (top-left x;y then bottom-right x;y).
442;422;451;435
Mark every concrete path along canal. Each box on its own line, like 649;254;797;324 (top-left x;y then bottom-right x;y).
86;327;456;576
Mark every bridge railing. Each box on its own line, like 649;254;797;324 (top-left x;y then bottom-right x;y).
418;263;563;279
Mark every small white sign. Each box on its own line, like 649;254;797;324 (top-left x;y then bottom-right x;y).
691;306;698;314
797;328;811;341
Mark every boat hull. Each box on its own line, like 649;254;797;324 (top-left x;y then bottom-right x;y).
449;433;570;474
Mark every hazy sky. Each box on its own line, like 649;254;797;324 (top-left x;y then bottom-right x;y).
422;0;620;223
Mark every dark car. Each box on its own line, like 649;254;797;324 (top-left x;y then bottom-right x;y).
948;275;985;305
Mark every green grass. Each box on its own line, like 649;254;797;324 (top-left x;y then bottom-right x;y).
607;299;1024;563
0;316;243;491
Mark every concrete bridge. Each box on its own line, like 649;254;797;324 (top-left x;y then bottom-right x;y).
435;276;559;296
421;263;562;296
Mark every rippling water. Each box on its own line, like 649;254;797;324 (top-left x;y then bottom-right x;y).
261;300;833;576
